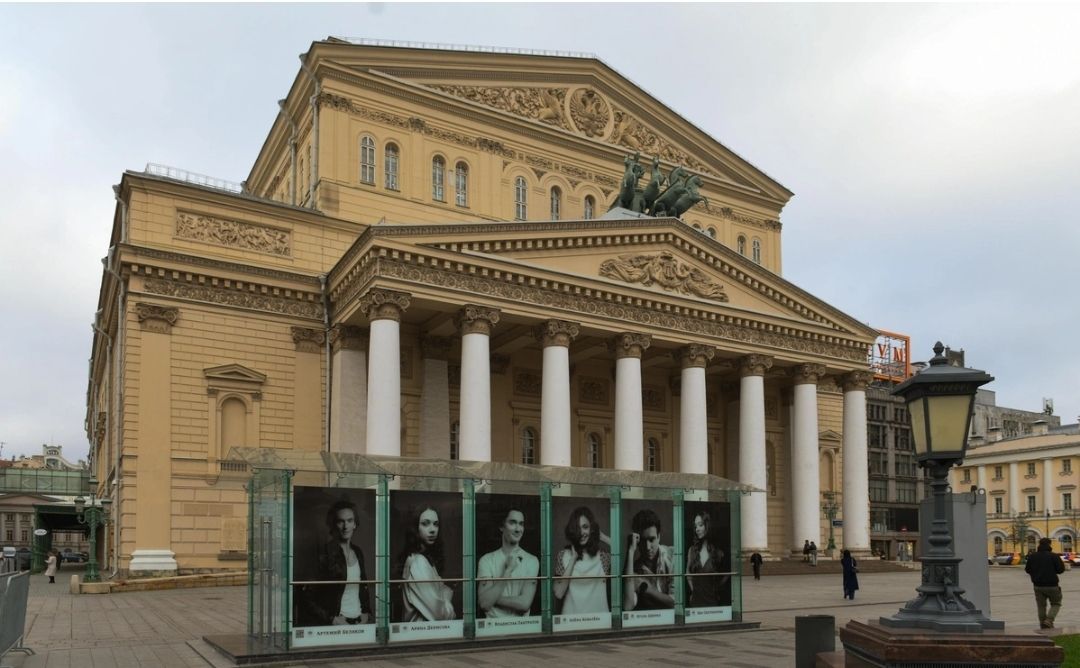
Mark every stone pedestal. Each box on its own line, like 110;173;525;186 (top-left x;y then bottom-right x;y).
129;549;178;575
839;620;1063;667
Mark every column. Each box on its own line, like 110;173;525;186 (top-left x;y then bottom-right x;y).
456;305;500;462
1009;462;1020;514
536;319;578;467
362;289;410;457
418;336;452;459
977;465;987;493
1044;458;1054;516
678;344;714;474
738;354;773;555
841;370;873;555
611;333;650;471
330;325;368;454
790;364;826;556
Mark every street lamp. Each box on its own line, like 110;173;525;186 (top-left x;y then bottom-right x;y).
74;476;112;583
880;342;1002;632
822;491;839;554
1046;509;1052;548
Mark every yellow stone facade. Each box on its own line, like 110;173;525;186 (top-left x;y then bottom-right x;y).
87;41;877;574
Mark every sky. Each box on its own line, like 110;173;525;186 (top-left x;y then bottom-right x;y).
1;3;1078;462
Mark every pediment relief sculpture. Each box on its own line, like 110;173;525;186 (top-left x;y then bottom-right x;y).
599;251;728;302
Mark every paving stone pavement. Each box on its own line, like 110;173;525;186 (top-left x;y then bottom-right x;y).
5;566;1077;667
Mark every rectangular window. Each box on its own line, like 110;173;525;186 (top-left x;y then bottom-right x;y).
1065;459;1073;474
868;424;886;448
994;497;1003;514
4;530;10;541
869;479;889;502
869;451;888;475
20;530;27;542
896;481;917;504
895;428;911;451
896;454;916;477
1065;493;1073;511
962;468;971;483
1028;495;1037;513
994;465;1003;480
1027;462;1036;476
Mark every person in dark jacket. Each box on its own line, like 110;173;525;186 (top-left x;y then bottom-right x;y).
297;499;372;626
841;549;859;599
750;551;763;580
1025;537;1065;629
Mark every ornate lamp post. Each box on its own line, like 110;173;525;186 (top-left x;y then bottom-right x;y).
880;342;1002;632
74;476;112;583
822;491;839;554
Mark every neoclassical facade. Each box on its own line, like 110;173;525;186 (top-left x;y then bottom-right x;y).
87;39;877;574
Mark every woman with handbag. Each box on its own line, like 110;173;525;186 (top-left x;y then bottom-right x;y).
841;549;859;600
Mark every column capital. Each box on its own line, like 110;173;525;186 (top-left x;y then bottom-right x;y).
610;332;652;359
135;302;178;334
842;369;875;392
291;326;326;353
738;354;773;377
790;363;827;385
676;344;716;369
329;324;367;353
455;304;501;336
420;336;453;361
534;319;579;348
359;288;410;322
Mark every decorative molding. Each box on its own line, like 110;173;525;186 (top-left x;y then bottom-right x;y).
704;204;782;232
642;384;665;411
578;376;610;406
514;369;542;397
676;343;716;369
291;327;326;353
739;354;774;377
142;276;322;320
764;396;780;420
609;106;715;176
455;304;501;336
609;332;651;360
489;353;511;375
535;319;580;348
599;251;729;301
790;363;828;385
175;211;291;257
329;325;367;353
842;370;875;392
568;87;612;138
134;302;179;334
428;85;573;132
359;288;411;322
420;336;453;361
127;246;320;286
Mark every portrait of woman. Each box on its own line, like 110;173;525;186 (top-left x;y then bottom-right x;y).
685;509;728;608
398;505;456;622
554;505;611;614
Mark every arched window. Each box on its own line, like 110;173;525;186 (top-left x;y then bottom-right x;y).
587;432;602;469
707;227;716;239
522;427;537;465
583;195;595;220
432;156;446;201
449;421;460;460
359;136;376;184
514;176;528;220
692;223;702;232
550;187;562;220
646;437;659;472
1026;533;1037;553
455;162;468;207
993;535;1004;555
384;143;400;191
752;238;762;264
1062;534;1074;553
737;235;747;256
221;397;247;452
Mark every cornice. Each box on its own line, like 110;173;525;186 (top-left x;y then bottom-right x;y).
119;244;321;287
964;441;1080;465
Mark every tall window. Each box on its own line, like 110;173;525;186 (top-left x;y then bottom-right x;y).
869;451;888;475
869;479;888;502
449;421;459;460
550;187;562;220
522;427;537;465
868;424;886;448
895;428;911;451
583;195;595;219
432;156;446;201
707;227;716;239
1027;462;1037;476
1064;459;1073;474
384;143;400;190
1028;495;1037;513
994;497;1003;514
752;238;762;264
587;433;601;469
1063;535;1074;553
360;136;375;184
993;536;1004;554
737;235;746;256
1065;493;1073;511
962;469;971;483
896;481;917;503
514;176;528;220
455;162;468;207
896;454;916;477
994;465;1003;479
646;438;659;472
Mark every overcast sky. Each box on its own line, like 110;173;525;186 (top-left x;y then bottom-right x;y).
1;4;1078;462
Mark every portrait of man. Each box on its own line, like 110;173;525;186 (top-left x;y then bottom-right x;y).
477;507;539;617
294;495;373;627
623;507;674;611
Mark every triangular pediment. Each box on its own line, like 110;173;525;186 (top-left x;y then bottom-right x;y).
204;364;267;385
0;492;63;506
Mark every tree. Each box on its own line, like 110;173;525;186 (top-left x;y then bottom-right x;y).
1008;515;1030;554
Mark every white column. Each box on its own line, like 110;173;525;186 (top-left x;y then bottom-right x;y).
790;364;825;556
977;464;987;492
1044;458;1055;516
841;370;872;555
678;344;714;474
1009;462;1020;514
612;333;650;471
362;289;410;457
457;306;500;462
418;336;451;459
738;354;773;555
329;326;368;454
537;320;578;467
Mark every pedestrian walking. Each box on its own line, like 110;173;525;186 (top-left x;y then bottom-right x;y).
809;541;818;566
1025;537;1065;629
802;540;811;563
750;551;763;580
841;549;859;599
45;550;58;583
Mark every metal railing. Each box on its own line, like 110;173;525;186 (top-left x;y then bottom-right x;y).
331;37;594;60
0;571;34;665
144;163;244;194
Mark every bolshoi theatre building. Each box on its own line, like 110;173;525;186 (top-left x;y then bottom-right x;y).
86;39;878;575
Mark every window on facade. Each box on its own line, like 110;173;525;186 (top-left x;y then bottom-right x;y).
1065;459;1073;474
550;187;562;220
896;481;917;504
752;238;762;264
868;424;886;448
384;143;400;190
360;136;375;184
737;235;746;255
1026;534;1037;553
221;397;247;452
707;227;716;239
432;156;446;201
994;497;1003;514
994;465;1003;480
692;223;702;232
522;427;537;465
4;530;10;541
1065;493;1073;511
993;536;1004;554
587;433;601;469
896;454;917;477
1027;462;1036;476
647;438;660;472
894;407;909;423
962;469;971;483
1028;495;1037;513
455;162;469;207
514;176;527;220
1063;535;1074;552
449;421;459;461
895;429;911;451
869;451;888;475
869;403;888;422
869;479;888;502
583;195;595;219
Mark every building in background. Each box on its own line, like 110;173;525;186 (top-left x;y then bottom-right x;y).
8;444;86;471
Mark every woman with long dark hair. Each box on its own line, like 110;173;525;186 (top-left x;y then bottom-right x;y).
398;505;455;621
841;549;859;600
686;510;728;607
553;506;611;614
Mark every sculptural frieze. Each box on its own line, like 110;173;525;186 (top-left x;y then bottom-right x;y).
599;251;729;302
609;109;715;176
430;84;572;131
568;87;611;138
175;212;291;257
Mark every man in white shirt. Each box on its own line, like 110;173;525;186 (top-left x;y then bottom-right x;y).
477;508;539;617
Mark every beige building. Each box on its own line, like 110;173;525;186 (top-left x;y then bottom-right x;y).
87;39;878;575
954;423;1080;556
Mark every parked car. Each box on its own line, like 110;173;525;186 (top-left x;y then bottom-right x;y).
62;551;89;564
992;553;1019;565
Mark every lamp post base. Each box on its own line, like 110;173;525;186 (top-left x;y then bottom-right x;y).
841;620;1061;667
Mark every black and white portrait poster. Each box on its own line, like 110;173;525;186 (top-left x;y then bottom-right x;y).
388;490;464;642
290;486;378;648
620;498;675;628
474;493;542;637
683;500;733;623
550;496;613;632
